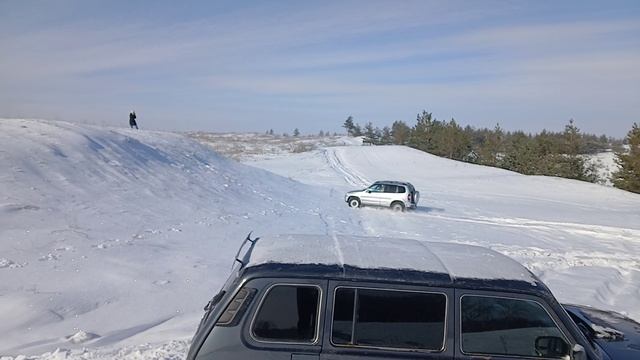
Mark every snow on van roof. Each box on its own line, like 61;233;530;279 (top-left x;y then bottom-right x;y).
244;234;538;285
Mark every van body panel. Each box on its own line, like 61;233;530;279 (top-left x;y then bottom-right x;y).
320;280;454;360
194;277;328;360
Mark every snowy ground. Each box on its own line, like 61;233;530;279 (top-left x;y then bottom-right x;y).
1;119;639;359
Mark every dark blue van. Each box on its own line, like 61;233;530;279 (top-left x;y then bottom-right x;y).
187;234;639;360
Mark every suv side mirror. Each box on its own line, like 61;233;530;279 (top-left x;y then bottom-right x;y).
366;190;371;193
572;344;587;360
535;336;570;358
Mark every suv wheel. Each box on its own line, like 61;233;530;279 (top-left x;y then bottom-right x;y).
391;202;405;212
348;197;361;208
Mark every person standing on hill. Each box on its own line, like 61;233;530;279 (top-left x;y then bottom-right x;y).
129;111;138;129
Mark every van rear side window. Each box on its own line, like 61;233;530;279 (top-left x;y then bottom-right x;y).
331;287;446;351
252;285;320;343
461;295;569;358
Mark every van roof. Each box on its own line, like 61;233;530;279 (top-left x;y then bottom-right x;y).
238;234;548;296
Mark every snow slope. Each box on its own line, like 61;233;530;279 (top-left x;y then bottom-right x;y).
0;119;362;358
250;146;640;320
2;119;639;359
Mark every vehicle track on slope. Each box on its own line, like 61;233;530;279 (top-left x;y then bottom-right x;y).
413;212;640;243
323;148;369;187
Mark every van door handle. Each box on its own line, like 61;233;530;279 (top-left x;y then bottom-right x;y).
291;354;319;360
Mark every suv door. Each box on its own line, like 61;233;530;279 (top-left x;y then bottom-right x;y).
321;281;454;360
360;184;384;206
454;289;582;360
379;184;398;207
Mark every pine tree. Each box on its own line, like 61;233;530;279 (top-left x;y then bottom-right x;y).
409;111;435;152
352;124;362;137
381;126;392;144
293;128;300;137
478;123;503;166
391;120;410;145
557;120;598;182
439;118;470;160
363;122;377;144
343;116;356;136
612;123;640;193
500;131;537;174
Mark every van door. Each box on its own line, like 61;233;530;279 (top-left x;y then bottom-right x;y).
245;278;328;360
454;289;579;360
320;281;454;360
196;278;327;360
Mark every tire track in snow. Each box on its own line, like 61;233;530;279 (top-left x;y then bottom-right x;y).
414;212;640;243
323;148;369;187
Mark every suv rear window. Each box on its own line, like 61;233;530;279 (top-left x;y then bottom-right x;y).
461;295;569;358
331;287;446;351
252;285;320;343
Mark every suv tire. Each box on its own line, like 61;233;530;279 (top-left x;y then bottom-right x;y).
391;201;405;212
348;197;361;208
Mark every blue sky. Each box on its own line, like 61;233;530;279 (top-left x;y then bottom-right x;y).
1;1;639;136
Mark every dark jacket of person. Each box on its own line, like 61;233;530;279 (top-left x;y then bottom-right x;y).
129;112;138;128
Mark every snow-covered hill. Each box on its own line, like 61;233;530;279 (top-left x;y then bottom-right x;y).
0;119;361;358
1;119;639;359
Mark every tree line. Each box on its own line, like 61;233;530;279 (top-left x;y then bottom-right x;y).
343;112;639;193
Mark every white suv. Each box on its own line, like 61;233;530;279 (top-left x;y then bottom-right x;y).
345;181;419;211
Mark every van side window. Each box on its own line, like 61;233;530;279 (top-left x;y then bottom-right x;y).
252;285;320;343
331;287;446;351
461;295;570;358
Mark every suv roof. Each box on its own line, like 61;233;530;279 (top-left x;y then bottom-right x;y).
373;180;414;187
236;234;549;297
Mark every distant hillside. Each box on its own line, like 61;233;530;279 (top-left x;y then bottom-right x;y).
188;131;361;160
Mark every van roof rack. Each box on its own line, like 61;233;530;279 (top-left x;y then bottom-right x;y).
232;232;260;269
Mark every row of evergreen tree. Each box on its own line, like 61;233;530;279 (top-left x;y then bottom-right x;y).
342;112;639;193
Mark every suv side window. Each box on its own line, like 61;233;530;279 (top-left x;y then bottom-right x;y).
368;184;383;192
383;185;398;193
252;284;321;343
396;185;406;193
331;287;447;351
461;295;570;358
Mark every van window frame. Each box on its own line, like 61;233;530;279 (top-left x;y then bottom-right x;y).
327;284;450;353
249;282;324;346
456;290;576;360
